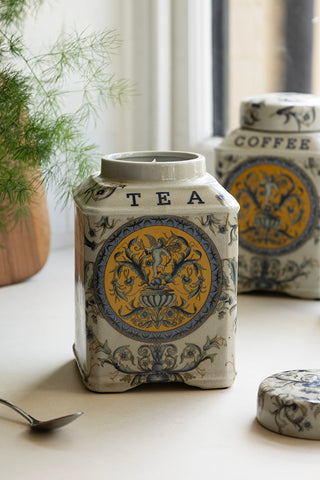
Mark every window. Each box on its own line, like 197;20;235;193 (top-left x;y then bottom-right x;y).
214;0;320;134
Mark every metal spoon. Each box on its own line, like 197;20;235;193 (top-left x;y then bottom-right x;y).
0;398;83;431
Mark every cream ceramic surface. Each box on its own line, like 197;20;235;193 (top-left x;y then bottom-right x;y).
215;93;320;299
240;92;320;132
257;370;320;440
73;151;239;392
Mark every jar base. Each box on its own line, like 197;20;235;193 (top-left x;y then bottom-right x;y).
74;345;236;393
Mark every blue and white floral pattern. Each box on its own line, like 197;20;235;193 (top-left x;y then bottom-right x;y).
238;256;315;292
86;330;227;387
257;370;320;439
74;210;238;391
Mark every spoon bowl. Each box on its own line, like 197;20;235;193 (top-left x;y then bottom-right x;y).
0;398;83;431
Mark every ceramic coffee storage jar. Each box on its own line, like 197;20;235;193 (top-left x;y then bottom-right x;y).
73;151;239;392
215;93;320;299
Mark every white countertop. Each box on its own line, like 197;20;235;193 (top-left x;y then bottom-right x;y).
0;247;319;479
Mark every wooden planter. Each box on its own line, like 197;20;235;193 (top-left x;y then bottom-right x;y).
0;182;50;286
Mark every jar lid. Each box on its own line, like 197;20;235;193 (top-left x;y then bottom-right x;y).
257;369;320;440
101;151;206;183
240;93;320;132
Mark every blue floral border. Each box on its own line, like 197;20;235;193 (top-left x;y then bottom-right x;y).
93;215;223;343
224;156;319;255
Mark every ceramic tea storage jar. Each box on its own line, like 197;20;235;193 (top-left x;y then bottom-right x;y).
215;93;320;299
73;151;239;392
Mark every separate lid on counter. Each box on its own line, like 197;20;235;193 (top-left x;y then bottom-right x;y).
257;369;320;440
240;92;320;133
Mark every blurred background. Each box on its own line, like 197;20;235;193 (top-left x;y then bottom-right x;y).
22;0;320;250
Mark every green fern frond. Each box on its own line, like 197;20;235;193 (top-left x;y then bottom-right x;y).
0;1;133;231
0;0;44;26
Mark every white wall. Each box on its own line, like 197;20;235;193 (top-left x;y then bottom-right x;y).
23;1;129;249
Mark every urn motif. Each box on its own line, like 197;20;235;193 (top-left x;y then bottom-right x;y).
215;93;320;299
73;151;239;392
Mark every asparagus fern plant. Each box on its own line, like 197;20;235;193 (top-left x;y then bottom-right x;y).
0;0;132;232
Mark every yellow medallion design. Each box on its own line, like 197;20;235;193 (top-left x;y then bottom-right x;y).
94;216;222;342
225;157;318;255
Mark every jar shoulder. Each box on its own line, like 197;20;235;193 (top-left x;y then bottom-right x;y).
73;172;240;214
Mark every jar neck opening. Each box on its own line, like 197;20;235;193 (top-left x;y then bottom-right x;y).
100;151;206;182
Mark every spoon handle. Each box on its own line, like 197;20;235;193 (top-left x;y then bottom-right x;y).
0;398;35;425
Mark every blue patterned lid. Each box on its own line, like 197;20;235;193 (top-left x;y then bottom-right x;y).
240;93;320;132
257;369;320;440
